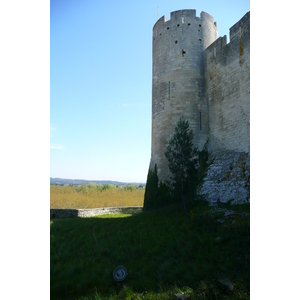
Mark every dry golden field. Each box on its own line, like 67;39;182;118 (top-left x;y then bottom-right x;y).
50;184;144;209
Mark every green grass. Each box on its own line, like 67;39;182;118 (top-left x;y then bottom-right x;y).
50;202;250;299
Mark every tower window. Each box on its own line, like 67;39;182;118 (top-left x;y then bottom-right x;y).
167;27;169;30
175;40;178;44
177;24;180;27
182;49;186;56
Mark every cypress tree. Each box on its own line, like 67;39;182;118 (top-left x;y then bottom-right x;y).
143;164;159;211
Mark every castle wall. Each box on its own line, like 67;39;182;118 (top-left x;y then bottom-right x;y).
200;12;250;203
151;10;218;181
204;12;250;153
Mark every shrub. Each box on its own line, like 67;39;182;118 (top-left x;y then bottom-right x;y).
124;185;136;192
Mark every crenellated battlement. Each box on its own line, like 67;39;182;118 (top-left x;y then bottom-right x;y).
205;35;228;63
200;11;215;23
153;9;218;55
170;9;197;21
153;9;216;32
205;11;250;63
153;15;167;30
153;9;198;30
229;11;250;43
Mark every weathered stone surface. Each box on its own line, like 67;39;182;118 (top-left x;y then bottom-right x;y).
200;150;250;203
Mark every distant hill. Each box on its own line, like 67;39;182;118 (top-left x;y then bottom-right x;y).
50;177;145;187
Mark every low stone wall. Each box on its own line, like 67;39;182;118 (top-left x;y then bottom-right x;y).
50;206;143;218
200;150;250;204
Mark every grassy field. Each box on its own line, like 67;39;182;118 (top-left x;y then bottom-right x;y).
50;201;250;299
50;184;144;209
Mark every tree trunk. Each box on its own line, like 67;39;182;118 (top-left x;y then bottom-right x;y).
181;181;187;215
182;195;187;215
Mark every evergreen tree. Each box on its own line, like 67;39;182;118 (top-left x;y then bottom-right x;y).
165;117;199;214
143;164;159;211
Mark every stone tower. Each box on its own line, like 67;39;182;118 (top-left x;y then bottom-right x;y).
151;10;218;181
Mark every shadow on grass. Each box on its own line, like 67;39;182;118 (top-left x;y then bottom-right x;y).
51;204;250;300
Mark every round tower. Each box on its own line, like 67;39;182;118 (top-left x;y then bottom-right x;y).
151;10;218;181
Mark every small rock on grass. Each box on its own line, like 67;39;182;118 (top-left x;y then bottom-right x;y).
215;236;221;242
174;292;190;299
218;278;234;291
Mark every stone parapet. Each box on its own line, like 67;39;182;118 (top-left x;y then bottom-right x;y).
50;206;143;218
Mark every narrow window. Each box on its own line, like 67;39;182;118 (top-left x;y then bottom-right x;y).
200;112;202;130
182;17;184;24
199;38;202;42
175;40;178;44
188;23;191;26
177;24;180;27
199;24;202;27
167;27;169;30
182;49;186;57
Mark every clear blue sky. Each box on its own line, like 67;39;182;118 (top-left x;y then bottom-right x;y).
50;0;250;183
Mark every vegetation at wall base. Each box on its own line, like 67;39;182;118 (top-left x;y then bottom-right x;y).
143;164;159;211
144;118;212;213
143;164;172;211
50;201;250;299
